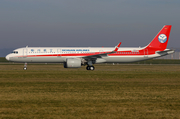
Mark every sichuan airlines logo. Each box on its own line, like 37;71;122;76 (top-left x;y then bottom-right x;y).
158;34;167;43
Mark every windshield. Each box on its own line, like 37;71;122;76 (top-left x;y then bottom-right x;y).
11;51;18;54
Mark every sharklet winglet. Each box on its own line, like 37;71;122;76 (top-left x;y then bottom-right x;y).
113;42;121;52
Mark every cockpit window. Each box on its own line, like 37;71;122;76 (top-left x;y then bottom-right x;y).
12;51;18;54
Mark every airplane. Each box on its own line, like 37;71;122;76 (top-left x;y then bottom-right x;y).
6;25;174;70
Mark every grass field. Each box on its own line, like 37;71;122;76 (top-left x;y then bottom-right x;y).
0;64;180;119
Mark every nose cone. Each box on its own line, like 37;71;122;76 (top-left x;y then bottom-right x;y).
5;54;10;61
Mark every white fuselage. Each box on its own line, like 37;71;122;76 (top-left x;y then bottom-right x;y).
6;46;167;63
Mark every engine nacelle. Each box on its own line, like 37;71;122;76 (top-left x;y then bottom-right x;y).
64;58;81;68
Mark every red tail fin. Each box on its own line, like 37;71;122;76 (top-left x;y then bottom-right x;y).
146;25;172;51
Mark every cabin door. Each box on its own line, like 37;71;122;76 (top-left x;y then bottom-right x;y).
23;47;28;57
57;49;61;56
144;49;148;58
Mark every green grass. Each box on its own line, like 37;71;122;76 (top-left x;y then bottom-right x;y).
0;64;180;118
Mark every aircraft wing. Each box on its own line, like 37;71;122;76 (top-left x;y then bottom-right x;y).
82;42;121;60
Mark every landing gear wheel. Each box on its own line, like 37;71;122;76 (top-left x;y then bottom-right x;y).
90;66;95;70
86;66;95;71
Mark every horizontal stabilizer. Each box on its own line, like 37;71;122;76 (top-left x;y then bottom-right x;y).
156;49;174;56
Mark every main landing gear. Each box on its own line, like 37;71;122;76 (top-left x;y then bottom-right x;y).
23;63;27;70
86;60;95;71
86;65;95;71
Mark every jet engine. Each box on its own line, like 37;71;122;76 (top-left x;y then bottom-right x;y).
64;58;81;68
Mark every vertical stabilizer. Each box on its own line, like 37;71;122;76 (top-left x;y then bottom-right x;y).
146;25;171;51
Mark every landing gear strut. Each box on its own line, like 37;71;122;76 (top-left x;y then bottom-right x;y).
23;63;27;70
86;65;95;71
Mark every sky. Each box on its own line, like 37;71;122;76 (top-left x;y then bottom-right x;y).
0;0;180;54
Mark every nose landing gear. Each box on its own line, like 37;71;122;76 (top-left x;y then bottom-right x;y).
23;63;27;70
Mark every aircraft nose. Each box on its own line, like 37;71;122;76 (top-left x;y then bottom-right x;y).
5;55;10;61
